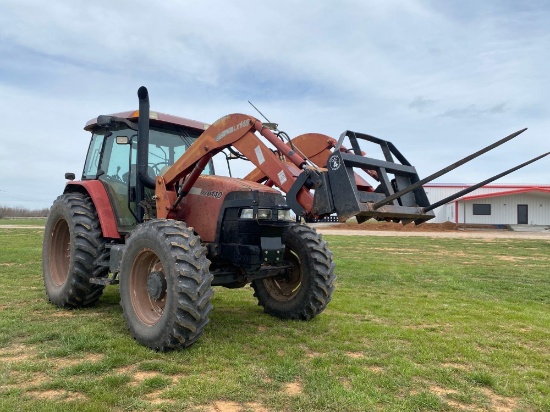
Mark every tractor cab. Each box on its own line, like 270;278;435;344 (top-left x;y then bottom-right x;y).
82;111;212;233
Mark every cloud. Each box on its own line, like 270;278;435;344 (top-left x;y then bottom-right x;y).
439;103;508;118
409;97;437;113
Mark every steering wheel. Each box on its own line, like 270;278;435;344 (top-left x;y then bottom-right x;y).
103;173;124;183
150;162;170;176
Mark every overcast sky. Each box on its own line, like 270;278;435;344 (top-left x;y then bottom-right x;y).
1;0;549;209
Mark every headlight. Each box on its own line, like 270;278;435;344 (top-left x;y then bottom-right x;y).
240;209;254;219
240;208;273;220
257;209;272;220
277;209;294;221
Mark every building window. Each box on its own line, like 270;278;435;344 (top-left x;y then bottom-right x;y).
473;204;491;215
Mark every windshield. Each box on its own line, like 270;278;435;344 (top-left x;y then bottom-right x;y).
145;127;212;176
83;125;212;181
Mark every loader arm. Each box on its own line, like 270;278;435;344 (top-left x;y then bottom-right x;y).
243;132;378;192
155;114;317;219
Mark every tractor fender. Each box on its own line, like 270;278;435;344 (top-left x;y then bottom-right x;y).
64;181;121;239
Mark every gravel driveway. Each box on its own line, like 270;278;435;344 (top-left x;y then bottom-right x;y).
316;227;550;240
3;224;549;240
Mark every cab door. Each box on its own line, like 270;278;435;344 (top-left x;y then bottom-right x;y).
97;129;139;232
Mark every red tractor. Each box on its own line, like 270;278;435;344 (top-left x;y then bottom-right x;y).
42;87;546;350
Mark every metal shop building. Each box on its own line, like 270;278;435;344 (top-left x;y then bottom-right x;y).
423;184;550;226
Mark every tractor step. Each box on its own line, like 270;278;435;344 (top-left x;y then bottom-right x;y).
90;277;119;286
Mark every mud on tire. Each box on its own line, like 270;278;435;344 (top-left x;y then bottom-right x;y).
42;193;109;308
252;224;336;320
119;219;213;351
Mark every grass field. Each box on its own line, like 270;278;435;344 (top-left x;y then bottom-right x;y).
0;217;47;226
0;227;549;411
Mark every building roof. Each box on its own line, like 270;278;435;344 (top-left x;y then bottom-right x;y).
424;183;550;189
458;187;550;202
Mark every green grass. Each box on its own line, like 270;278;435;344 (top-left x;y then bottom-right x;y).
1;228;549;411
0;217;46;226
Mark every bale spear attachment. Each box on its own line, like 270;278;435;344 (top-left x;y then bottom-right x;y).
288;127;548;224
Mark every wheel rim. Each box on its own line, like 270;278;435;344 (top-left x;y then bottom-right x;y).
49;219;71;286
263;250;302;302
129;249;167;326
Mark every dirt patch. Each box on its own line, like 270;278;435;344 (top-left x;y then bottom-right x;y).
25;373;48;388
115;365;176;387
115;365;135;375
145;389;175;406
199;401;269;412
284;381;303;396
430;385;458;396
427;384;518;411
367;247;420;254
27;389;67;400
339;376;352;390
50;311;74;318
0;371;48;391
429;385;473;410
244;402;269;412
131;370;163;386
1;345;105;370
403;323;452;332
27;389;87;401
345;351;364;359
481;388;518;412
55;353;104;369
305;350;322;359
495;255;528;262
217;401;242;412
441;362;471;371
1;352;33;362
114;364;180;406
0;344;36;362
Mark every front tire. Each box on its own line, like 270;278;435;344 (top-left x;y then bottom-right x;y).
119;220;213;351
252;224;336;320
42;193;109;308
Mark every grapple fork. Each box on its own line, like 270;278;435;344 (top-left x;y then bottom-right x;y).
286;128;547;224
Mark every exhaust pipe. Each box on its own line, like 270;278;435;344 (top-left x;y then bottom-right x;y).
136;86;156;190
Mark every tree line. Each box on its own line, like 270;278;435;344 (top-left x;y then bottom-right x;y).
0;206;49;218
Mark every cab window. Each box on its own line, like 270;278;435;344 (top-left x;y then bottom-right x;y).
82;134;105;179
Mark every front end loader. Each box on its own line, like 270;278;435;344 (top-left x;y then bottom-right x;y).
42;87;547;350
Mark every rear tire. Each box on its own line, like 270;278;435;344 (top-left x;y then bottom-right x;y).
42;193;109;308
119;220;213;351
252;224;336;320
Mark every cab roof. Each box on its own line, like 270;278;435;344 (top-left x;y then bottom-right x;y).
84;110;209;133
